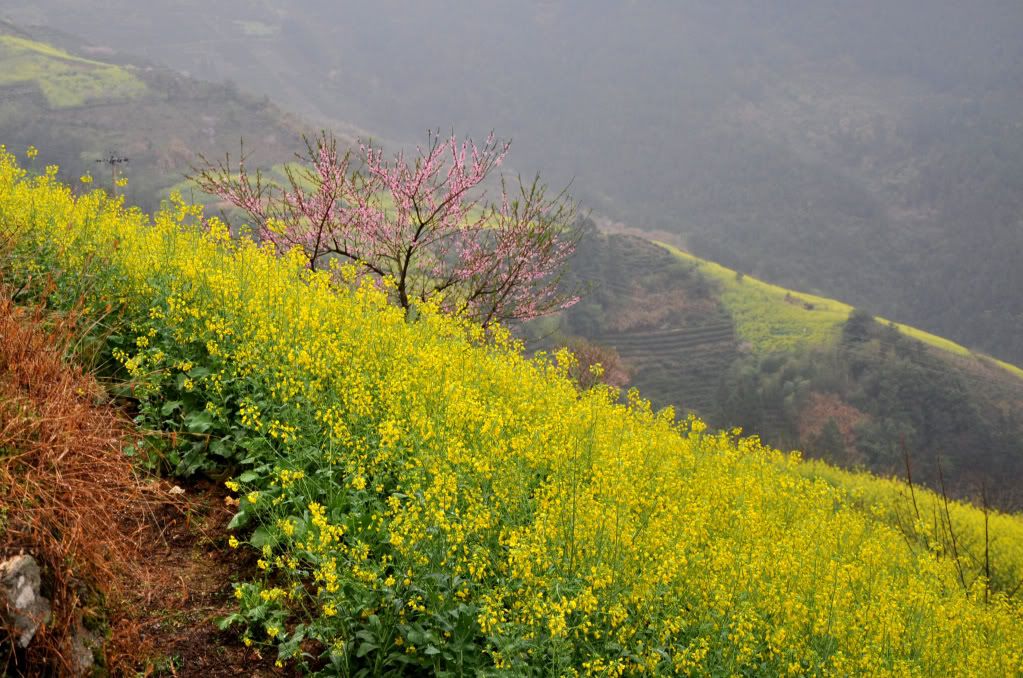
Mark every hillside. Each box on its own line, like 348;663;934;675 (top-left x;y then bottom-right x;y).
0;20;308;213
527;231;739;415
528;231;1023;510
6;7;1015;512
0;291;283;675
4;149;1023;675
5;1;1022;366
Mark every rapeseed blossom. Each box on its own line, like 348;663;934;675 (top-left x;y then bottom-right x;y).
2;148;1023;675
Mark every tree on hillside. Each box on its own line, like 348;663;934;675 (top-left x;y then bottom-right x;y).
563;336;630;391
191;132;581;327
842;308;876;344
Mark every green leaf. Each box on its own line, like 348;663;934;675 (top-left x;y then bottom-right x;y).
209;439;229;459
161;400;183;416
217;613;243;630
238;470;260;483
187;366;211;379
249;526;271;548
355;642;378;658
184;410;214;433
227;510;248;530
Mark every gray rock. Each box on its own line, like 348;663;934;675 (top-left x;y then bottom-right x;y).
1;555;52;648
70;619;98;676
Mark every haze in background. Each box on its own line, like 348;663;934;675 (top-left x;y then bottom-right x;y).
5;0;1023;364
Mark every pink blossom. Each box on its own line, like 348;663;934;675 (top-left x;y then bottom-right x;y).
191;131;580;326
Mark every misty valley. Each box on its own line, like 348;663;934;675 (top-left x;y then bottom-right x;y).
2;3;1022;676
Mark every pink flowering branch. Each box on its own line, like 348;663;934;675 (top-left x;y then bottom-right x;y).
191;131;581;326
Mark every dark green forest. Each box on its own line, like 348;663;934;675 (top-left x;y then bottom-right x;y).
717;312;1023;509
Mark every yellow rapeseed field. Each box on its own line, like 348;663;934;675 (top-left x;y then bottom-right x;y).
2;147;1022;676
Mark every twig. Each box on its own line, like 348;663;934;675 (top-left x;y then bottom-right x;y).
982;482;991;602
936;456;968;590
901;435;921;524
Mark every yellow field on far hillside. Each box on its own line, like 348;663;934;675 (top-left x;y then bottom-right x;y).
659;242;1023;379
0;34;146;108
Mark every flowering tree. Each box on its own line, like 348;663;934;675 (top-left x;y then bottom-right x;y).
192;132;581;326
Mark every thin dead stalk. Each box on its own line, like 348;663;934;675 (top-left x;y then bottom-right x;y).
936;456;968;591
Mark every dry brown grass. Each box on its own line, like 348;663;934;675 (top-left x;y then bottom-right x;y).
0;288;279;676
0;290;156;675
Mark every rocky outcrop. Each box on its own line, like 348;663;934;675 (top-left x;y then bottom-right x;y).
1;554;52;648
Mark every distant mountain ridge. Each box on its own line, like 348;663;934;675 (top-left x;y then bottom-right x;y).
0;20;309;212
4;16;1021;510
4;0;1020;364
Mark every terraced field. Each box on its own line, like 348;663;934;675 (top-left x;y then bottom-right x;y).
661;241;1023;380
591;317;736;413
525;232;739;414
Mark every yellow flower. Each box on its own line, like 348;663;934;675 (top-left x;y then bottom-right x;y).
26;146;38;159
277;518;295;537
6;146;1023;676
228;536;240;549
79;173;93;184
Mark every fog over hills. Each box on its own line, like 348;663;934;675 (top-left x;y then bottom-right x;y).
6;6;1023;671
5;0;1023;363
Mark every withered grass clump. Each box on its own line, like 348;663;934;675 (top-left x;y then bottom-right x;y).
0;292;150;675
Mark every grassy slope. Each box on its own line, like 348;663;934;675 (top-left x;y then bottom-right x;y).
526;232;739;414
659;242;1023;379
540;235;1023;509
0;294;282;674
0;22;308;215
5;153;1023;675
0;34;146;108
6;152;1023;674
